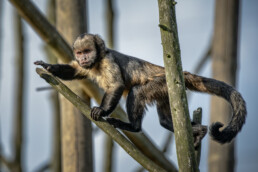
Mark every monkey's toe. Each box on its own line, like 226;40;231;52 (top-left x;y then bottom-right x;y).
192;124;208;149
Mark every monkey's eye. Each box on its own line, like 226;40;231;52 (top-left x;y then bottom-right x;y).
76;51;82;55
83;49;91;53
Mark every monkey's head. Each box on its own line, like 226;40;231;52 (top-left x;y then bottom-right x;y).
73;33;106;69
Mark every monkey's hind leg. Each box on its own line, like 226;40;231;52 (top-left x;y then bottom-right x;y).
107;86;145;132
156;100;174;132
157;100;207;148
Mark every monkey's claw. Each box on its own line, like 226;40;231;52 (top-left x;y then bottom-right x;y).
91;107;105;121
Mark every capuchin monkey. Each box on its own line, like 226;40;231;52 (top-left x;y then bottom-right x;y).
35;33;246;147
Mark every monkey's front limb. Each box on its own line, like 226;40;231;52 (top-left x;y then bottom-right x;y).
34;60;82;80
91;86;125;120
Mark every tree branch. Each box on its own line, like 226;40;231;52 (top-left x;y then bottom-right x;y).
9;0;72;63
36;68;167;172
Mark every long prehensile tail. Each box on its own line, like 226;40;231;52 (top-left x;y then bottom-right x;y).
184;71;247;143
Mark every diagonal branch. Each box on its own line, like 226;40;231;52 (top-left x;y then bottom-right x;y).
36;68;166;172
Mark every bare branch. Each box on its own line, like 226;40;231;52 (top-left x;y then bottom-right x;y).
36;68;167;172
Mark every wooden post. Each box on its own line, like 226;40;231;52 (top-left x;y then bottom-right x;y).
56;0;93;171
209;0;240;172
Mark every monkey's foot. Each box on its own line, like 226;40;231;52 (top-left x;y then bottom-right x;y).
192;124;207;149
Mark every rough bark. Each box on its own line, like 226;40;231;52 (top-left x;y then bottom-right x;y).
36;68;167;172
8;1;176;170
56;0;93;172
209;0;240;172
157;0;198;171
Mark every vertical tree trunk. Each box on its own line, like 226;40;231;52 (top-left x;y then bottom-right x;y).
103;0;116;171
56;0;93;172
13;11;25;172
209;0;240;172
157;1;198;171
45;0;61;171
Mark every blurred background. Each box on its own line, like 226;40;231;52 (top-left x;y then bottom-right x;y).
0;0;258;171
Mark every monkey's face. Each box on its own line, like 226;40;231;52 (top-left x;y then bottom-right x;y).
74;47;97;69
73;34;105;69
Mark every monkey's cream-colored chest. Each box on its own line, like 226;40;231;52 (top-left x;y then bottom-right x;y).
88;68;107;88
87;58;121;91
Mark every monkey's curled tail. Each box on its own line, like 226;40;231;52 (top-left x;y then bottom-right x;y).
184;71;247;144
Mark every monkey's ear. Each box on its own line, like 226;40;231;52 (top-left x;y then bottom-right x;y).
94;34;106;58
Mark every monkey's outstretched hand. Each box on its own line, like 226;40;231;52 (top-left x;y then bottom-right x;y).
34;60;52;71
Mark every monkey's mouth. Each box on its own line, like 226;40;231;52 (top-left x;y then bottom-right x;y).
80;60;93;68
80;60;90;65
81;61;89;65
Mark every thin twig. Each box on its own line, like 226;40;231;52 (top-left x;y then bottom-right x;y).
193;41;212;74
36;86;53;92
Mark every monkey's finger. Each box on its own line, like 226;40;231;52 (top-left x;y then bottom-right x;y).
34;61;52;71
34;60;45;65
91;107;102;120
